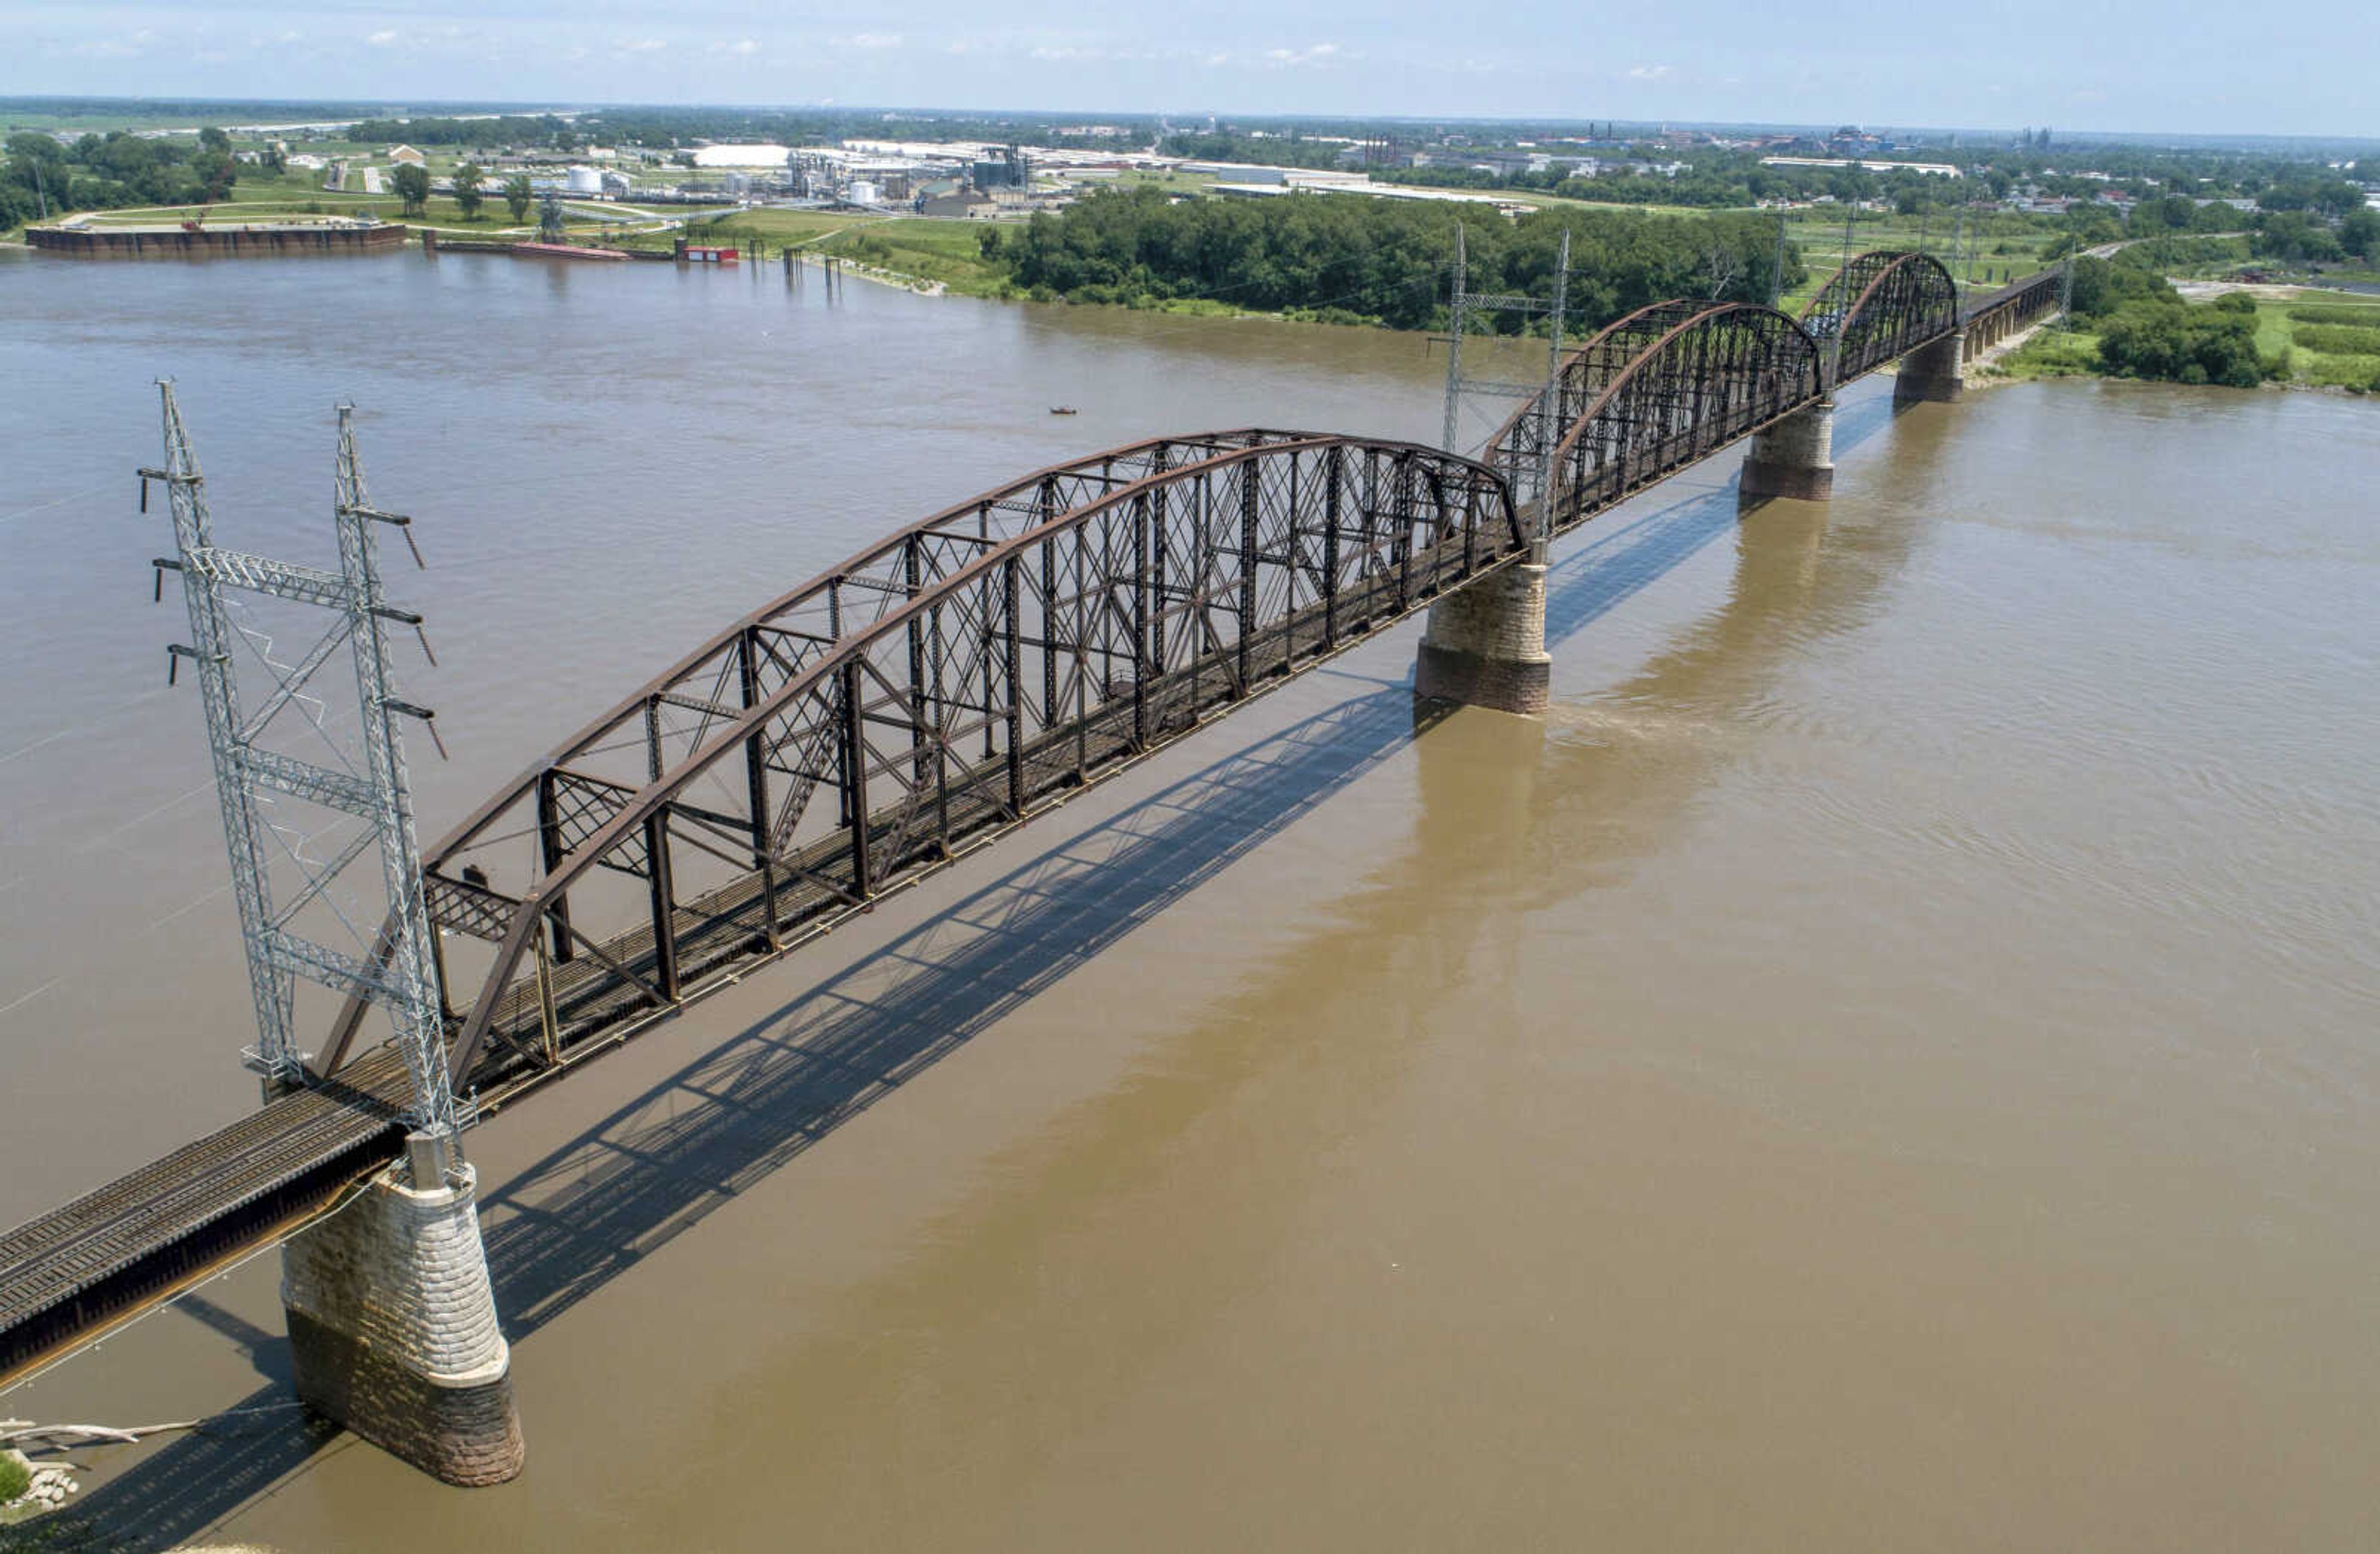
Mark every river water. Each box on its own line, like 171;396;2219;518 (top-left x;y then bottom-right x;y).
1;250;2376;1551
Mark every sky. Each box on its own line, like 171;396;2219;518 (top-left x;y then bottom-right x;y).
4;0;2370;139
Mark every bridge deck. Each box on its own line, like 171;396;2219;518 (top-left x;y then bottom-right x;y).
0;1046;413;1381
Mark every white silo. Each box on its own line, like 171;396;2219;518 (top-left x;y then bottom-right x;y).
566;165;603;195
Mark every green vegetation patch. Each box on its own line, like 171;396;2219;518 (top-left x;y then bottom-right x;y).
994;187;1801;333
2290;322;2380;356
1993;328;2104;380
2286;302;2380;326
2299;353;2380;392
0;1453;29;1503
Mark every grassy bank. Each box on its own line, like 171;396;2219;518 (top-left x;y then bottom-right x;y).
1988;286;2380;392
650;209;1013;296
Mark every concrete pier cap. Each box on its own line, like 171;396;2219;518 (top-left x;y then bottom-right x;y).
1739;397;1836;503
280;1144;524;1486
1413;560;1553;716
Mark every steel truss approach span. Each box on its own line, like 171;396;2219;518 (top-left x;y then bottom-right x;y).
1;254;2072;1389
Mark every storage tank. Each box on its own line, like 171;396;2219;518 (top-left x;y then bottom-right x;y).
566;165;603;195
848;180;880;206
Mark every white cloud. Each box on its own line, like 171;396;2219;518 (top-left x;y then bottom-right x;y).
1030;44;1100;61
615;37;667;53
710;37;759;55
1263;42;1344;68
1627;63;1671;79
366;28;399;47
842;32;904;49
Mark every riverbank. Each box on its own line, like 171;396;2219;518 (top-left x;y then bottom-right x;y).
1991;284;2380;393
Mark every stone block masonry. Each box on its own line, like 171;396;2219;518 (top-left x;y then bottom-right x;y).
1739;398;1836;503
1413;562;1552;716
1894;333;1965;405
280;1161;524;1486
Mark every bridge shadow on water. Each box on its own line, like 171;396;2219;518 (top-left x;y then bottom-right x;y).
48;434;1837;1549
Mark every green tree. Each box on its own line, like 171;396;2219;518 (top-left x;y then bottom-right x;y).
391;161;430;217
453;160;485;221
504;173;532;222
198;125;231;154
2340;207;2380;261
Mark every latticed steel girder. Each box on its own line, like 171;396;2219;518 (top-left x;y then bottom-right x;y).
315;254;2064;1101
1481;298;1827;523
1798;250;1962;382
320;433;1522;1083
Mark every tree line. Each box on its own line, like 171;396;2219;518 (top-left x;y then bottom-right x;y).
984;187;1804;331
1;127;237;229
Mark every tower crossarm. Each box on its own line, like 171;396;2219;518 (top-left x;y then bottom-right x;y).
185;547;356;610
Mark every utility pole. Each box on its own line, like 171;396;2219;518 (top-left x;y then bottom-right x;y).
1441;224;1467;453
1437;222;1568;465
1828;198;1857;387
1533;227;1571;558
148;386;461;1162
2060;208;2078;323
1771;213;1788;308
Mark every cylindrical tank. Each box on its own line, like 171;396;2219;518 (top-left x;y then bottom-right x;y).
848;180;879;206
566;166;602;195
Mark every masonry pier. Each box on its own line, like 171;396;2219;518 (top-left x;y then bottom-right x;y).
1894;334;1965;405
1739;397;1836;503
280;1139;523;1486
1413;560;1552;715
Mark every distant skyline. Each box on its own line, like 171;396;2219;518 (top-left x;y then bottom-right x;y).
7;0;2370;140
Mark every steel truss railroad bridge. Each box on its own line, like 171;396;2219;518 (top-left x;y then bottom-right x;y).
1;255;2064;1417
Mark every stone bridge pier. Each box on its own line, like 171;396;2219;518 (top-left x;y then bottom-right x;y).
1894;333;1965;405
279;1137;524;1485
1739;397;1836;503
1413;558;1552;716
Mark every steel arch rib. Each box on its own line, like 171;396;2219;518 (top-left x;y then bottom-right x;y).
1802;252;1960;380
433;434;1515;1084
1540;302;1825;520
417;428;1328;876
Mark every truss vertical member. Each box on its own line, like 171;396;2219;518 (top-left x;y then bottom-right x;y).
146;384;458;1151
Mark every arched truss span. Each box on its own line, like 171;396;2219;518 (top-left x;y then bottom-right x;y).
1800;251;1960;382
322;253;2022;1094
1480;299;1825;524
348;436;1517;1086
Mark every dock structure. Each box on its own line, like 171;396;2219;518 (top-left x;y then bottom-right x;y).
27;222;405;259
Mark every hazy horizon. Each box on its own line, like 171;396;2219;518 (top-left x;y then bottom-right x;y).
7;0;2371;141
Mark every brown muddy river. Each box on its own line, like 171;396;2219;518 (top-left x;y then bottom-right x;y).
1;248;2376;1551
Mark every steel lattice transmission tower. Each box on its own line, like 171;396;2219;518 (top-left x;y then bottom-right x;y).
1439;223;1572;556
146;383;461;1143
